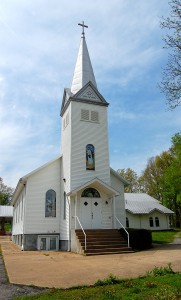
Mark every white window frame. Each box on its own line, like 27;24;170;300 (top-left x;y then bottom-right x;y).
37;235;59;251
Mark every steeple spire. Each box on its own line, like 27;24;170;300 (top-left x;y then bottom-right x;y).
70;22;97;95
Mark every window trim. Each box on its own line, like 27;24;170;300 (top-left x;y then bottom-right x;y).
45;189;56;218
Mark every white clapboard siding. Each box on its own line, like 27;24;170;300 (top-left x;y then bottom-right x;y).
70;101;110;191
24;159;61;234
61;105;72;194
110;171;126;227
127;211;170;230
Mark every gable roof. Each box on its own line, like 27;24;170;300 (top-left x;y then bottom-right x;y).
110;168;130;186
12;156;62;205
125;193;174;215
67;177;120;197
60;82;109;116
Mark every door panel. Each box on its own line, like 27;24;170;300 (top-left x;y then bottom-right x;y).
81;198;92;229
92;198;102;229
81;198;102;229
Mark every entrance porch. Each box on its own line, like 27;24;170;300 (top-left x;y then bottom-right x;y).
67;178;130;254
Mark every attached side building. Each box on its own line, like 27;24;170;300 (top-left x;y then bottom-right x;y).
125;193;174;230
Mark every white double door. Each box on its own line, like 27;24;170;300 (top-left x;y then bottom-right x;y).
80;198;102;229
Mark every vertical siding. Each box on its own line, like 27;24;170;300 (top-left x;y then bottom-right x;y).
12;188;26;235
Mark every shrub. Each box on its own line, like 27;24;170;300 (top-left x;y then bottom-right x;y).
119;228;152;250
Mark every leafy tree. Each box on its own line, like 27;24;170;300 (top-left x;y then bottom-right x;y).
139;151;173;202
0;177;14;205
160;0;181;109
162;133;181;226
117;168;144;193
140;133;181;227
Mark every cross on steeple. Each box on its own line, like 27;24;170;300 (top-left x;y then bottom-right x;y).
78;21;88;37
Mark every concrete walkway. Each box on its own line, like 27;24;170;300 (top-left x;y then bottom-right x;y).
0;238;181;289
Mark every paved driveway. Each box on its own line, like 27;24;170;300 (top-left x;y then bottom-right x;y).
1;238;181;289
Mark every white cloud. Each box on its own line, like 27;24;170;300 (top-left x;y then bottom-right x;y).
1;0;180;189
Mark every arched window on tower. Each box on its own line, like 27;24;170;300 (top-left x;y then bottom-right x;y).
149;217;154;227
81;188;100;198
45;189;56;217
86;144;95;170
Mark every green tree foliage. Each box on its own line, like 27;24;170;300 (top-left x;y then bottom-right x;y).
0;177;14;205
118;133;181;227
117;168;144;193
140;133;181;227
139;151;173;202
160;0;181;109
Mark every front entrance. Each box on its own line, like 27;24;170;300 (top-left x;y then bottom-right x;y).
38;235;59;251
81;198;102;229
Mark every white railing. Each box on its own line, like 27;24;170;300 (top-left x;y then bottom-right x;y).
74;216;87;250
115;216;130;248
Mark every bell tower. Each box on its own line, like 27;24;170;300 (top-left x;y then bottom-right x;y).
61;23;110;193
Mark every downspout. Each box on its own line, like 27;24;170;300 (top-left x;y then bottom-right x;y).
67;195;71;251
22;182;27;251
113;195;116;229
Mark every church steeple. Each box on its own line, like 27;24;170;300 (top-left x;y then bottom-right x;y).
70;22;97;95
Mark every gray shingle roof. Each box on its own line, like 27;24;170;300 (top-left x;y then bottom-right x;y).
125;193;174;215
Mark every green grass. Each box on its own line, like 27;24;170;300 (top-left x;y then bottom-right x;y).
4;223;11;231
15;265;181;300
152;230;179;244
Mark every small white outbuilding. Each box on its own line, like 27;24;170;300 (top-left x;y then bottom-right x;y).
125;193;174;230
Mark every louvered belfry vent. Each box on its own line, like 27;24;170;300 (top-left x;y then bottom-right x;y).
81;109;99;123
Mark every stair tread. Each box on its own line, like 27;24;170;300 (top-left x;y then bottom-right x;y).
75;229;132;256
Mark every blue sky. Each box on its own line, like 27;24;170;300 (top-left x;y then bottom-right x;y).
0;0;181;188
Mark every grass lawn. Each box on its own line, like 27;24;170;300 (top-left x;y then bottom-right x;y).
152;229;180;244
15;265;181;300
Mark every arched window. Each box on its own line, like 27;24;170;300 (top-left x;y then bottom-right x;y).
81;188;100;198
155;217;160;227
126;217;129;228
45;189;56;217
149;217;154;227
86;144;95;170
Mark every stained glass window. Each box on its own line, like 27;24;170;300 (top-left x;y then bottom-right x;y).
81;188;100;198
45;189;56;217
86;144;95;170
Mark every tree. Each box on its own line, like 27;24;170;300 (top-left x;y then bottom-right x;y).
139;151;173;202
162;133;181;226
140;133;181;227
117;168;144;193
160;0;181;109
0;177;14;205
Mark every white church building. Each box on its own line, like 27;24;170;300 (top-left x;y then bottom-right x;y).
12;24;130;254
12;24;174;254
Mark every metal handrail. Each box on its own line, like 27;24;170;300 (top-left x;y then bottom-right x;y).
115;216;130;248
74;216;87;250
